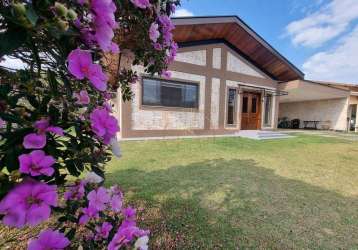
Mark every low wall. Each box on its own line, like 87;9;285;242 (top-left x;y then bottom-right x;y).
279;98;349;131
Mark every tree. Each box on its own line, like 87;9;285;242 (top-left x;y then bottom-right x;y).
0;0;179;248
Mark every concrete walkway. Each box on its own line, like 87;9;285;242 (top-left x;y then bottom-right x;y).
278;129;358;141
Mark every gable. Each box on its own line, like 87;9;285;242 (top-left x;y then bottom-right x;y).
174;50;206;66
226;51;266;79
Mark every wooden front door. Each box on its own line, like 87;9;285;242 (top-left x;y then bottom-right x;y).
241;92;261;130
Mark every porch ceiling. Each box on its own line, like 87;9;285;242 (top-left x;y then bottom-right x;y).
279;80;350;103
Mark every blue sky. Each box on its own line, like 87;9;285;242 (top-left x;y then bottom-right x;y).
174;0;358;83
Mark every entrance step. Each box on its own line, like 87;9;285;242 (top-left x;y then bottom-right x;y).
236;130;294;140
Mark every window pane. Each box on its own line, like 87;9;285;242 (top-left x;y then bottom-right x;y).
184;85;198;108
227;89;236;125
142;79;161;105
264;94;272;126
251;97;257;113
242;96;248;113
161;83;182;107
142;78;198;108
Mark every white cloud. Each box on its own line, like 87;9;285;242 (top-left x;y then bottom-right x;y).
173;8;194;17
286;0;358;47
302;25;358;83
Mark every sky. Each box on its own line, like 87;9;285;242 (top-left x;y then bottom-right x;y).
174;0;358;84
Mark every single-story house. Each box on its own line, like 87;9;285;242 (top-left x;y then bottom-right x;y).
112;16;357;139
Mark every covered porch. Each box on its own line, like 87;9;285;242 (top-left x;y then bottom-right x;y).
279;80;352;131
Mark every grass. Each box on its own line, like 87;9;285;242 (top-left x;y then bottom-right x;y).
106;134;358;249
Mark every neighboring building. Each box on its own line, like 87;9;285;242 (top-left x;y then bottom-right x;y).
114;16;304;139
279;80;358;132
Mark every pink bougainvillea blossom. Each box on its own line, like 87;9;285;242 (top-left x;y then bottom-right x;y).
74;90;90;105
130;0;151;9
79;206;99;225
95;222;113;240
67;48;108;91
34;118;64;136
0;179;57;228
19;150;56;177
64;180;85;201
28;229;70;250
149;22;160;43
108;220;149;250
87;187;110;211
90;107;119;144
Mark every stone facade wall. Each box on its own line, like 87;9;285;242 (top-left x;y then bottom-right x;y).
212;48;221;69
279;98;349;130
210;78;220;129
174;50;206;66
227;52;265;78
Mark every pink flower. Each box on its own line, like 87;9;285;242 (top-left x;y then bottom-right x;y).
0;179;58;228
23;119;63;149
28;229;70;250
19;150;56;177
108;220;149;250
87;187;110;211
64;181;85;201
153;42;162;51
0;118;5;128
90;107;119;144
79;208;96;225
91;0;118;52
110;42;120;53
130;0;151;9
110;194;122;212
95;222;113;240
161;70;171;79
34;118;64;136
149;23;160;43
67;48;108;91
79;206;99;225
74;90;90;105
68;48;92;80
123;206;136;220
23;133;47;149
87;64;108;91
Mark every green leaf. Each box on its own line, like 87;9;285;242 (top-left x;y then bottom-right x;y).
25;5;38;26
0;29;28;57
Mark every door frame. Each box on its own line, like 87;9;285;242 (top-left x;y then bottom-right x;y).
240;91;262;130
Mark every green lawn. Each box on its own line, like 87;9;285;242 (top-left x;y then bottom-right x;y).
106;134;358;249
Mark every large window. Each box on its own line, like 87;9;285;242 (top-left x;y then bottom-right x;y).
142;78;199;108
227;88;237;125
264;93;272;126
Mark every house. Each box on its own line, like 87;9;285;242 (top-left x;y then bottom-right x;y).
113;16;304;139
112;16;356;140
279;80;358;132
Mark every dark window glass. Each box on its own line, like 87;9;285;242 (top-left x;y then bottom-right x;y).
142;78;199;108
242;96;248;113
251;97;257;113
264;94;272;126
227;89;236;125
